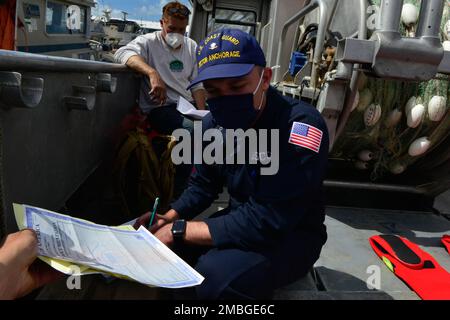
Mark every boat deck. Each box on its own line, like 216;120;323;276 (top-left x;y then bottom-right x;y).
36;191;450;300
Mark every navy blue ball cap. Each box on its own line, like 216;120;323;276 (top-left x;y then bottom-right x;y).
188;29;266;89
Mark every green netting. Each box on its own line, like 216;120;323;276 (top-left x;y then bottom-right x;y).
370;0;450;35
331;1;450;180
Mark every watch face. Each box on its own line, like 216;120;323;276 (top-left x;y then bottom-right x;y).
172;220;186;237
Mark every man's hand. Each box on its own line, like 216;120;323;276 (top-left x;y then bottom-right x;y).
0;230;62;300
125;55;167;106
148;70;167;106
192;88;207;110
133;209;179;234
153;223;175;247
155;221;214;248
135;210;213;248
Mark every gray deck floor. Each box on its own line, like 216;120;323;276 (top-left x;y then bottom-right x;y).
274;206;450;300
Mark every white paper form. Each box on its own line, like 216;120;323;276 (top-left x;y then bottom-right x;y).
15;204;204;288
177;96;210;120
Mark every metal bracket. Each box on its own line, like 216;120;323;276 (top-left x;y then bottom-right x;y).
0;71;44;109
335;38;375;65
294;62;313;85
96;73;117;93
316;78;349;150
372;33;443;81
63;85;96;111
336;35;447;81
336;0;447;81
438;51;450;75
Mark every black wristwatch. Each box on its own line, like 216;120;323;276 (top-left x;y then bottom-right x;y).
171;219;187;243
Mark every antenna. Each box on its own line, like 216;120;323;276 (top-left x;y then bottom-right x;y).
122;11;128;21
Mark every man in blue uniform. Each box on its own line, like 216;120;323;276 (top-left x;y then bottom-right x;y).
135;29;329;299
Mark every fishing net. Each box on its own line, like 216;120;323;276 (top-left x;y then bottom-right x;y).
331;0;450;180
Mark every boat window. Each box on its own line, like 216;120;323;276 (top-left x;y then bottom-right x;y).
124;24;136;33
116;22;126;32
207;8;257;35
46;1;87;35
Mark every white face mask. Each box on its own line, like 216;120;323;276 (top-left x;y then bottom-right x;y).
165;32;184;49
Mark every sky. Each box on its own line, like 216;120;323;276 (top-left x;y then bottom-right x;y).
92;0;192;22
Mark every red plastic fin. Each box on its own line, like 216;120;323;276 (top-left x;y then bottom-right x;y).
370;235;425;269
369;235;450;300
442;235;450;254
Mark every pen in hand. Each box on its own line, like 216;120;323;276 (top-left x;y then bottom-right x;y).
148;197;160;229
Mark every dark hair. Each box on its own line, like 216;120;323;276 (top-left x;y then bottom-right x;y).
162;2;191;20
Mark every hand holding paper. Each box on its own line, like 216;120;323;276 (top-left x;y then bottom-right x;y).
13;204;204;289
177;96;210;120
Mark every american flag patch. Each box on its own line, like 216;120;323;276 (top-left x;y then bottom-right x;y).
289;122;323;153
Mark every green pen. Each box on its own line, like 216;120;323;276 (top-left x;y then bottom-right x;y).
148;197;159;228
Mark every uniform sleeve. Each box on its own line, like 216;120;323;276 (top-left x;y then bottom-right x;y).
171;163;224;220
114;36;149;65
170;116;224;220
205;112;329;251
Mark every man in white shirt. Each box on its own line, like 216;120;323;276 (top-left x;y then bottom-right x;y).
115;2;205;134
115;1;205;197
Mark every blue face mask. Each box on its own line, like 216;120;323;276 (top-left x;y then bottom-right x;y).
207;72;265;129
